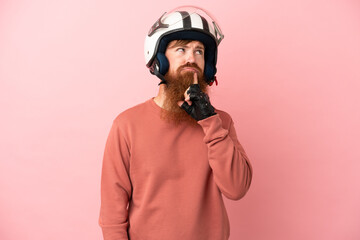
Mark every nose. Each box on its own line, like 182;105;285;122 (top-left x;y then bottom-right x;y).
186;51;195;63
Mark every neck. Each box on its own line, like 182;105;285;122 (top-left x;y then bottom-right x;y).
153;84;167;108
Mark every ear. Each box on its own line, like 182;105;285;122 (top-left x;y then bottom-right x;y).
204;63;216;84
156;52;170;75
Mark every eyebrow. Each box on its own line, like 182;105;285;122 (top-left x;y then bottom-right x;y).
169;44;205;50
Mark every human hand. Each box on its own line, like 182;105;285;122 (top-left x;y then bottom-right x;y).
177;73;216;121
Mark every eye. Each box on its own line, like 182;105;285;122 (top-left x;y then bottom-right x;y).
195;49;204;55
176;48;185;53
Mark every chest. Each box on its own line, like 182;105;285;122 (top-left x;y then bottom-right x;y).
128;122;209;182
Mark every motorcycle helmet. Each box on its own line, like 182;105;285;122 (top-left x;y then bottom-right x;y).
144;5;224;85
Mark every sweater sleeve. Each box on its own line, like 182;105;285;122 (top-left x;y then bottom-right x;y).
198;114;253;200
99;119;132;240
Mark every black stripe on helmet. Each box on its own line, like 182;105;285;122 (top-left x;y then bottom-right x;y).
178;11;191;29
200;16;209;32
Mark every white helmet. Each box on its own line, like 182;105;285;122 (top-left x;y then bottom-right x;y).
144;6;224;85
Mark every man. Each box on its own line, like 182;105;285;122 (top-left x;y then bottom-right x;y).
99;6;253;240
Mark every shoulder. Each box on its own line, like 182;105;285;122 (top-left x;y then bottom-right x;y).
113;99;154;126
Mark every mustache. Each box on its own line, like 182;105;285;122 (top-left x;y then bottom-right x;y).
178;63;202;73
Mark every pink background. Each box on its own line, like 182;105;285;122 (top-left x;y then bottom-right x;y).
1;0;359;239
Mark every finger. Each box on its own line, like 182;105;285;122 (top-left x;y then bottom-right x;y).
184;86;190;100
179;99;192;107
185;99;192;106
193;72;198;84
180;101;193;115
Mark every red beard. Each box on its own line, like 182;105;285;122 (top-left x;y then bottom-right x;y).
161;63;208;125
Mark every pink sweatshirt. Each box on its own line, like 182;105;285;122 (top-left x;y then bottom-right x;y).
99;98;252;240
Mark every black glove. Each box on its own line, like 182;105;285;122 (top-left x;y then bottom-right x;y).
181;84;216;121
